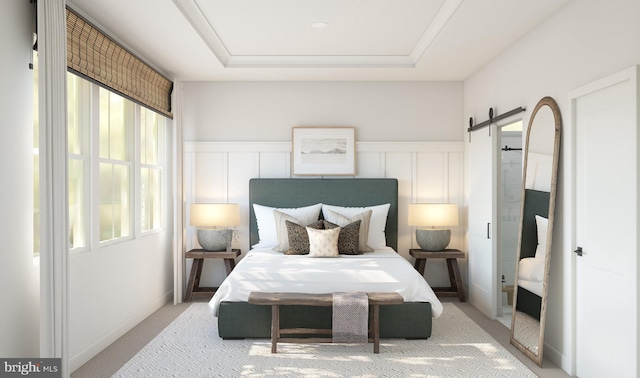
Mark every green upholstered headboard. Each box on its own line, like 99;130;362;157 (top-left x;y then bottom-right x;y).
249;178;398;250
520;189;550;259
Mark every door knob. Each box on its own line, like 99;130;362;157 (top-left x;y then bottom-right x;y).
574;246;583;256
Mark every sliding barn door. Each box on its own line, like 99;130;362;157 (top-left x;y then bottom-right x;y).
467;128;498;318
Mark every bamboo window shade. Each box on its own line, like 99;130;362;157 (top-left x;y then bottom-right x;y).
66;8;173;118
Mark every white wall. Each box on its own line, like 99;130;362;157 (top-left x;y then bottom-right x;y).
0;0;40;357
464;0;640;372
183;81;463;142
182;81;466;288
68;129;175;371
69;227;174;371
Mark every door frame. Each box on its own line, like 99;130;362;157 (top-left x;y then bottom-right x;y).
467;117;527;321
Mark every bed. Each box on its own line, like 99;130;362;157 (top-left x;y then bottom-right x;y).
209;178;442;339
515;188;550;321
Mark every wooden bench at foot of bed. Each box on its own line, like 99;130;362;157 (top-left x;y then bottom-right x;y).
248;292;404;354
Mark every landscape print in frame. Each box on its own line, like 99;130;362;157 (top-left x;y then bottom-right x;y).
292;127;355;176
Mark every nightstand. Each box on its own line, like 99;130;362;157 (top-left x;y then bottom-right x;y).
184;249;241;302
410;248;466;302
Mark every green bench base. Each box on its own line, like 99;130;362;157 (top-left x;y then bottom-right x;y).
217;301;432;340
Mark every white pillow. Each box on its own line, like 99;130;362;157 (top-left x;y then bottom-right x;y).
322;204;390;249
518;257;545;282
323;209;374;252
307;227;340;257
253;203;322;247
534;215;548;260
272;210;297;252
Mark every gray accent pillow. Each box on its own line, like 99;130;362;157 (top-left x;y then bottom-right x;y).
253;203;322;247
324;220;362;255
324;209;374;252
284;220;324;255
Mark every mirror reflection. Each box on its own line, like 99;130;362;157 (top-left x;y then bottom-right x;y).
510;97;561;366
498;121;523;328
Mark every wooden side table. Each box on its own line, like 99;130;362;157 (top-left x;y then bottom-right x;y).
184;249;241;302
502;284;514;305
410;249;466;302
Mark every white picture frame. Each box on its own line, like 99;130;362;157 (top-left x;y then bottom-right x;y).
292;127;356;176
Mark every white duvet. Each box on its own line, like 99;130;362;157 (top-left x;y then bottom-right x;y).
208;247;443;318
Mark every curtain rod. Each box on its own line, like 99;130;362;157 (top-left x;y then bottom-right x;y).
467;106;526;134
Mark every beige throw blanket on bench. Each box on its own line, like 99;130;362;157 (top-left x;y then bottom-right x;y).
332;292;369;344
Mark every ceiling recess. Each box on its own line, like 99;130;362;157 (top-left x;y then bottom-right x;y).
172;0;464;68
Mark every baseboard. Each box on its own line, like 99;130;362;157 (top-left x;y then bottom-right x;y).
69;290;173;373
544;342;570;373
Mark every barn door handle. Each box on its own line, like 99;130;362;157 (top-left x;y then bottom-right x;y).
574;246;583;256
487;223;491;239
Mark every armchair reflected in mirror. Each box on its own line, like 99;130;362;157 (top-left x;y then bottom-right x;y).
510;96;561;366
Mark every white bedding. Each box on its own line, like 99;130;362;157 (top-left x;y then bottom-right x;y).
518;279;543;297
517;257;544;296
208;247;443;318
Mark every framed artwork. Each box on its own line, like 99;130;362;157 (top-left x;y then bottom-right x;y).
292;127;356;176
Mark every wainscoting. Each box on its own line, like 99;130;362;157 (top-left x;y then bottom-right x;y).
183;141;465;289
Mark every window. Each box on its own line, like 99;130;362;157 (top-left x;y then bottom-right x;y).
34;67;168;252
99;88;132;242
140;108;164;232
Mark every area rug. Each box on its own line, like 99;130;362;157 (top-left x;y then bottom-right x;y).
113;303;535;377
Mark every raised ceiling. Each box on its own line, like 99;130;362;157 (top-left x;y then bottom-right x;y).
173;0;458;67
67;0;570;81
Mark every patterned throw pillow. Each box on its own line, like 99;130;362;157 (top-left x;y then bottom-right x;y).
324;209;374;252
307;227;340;257
324;220;362;255
284;220;324;255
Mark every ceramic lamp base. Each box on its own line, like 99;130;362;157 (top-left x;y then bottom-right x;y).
416;229;451;251
197;229;232;251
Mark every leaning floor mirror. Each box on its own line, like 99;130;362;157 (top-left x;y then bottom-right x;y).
510;96;561;366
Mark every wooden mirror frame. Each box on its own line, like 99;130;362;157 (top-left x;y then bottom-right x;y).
510;96;561;366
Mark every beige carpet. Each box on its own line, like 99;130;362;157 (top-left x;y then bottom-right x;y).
112;303;535;377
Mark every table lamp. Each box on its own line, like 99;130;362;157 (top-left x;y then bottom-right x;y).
190;203;240;251
408;203;459;251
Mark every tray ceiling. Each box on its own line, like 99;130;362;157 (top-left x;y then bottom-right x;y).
67;0;570;81
174;0;458;67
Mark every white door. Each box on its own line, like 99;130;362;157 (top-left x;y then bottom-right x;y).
573;67;637;377
467;128;498;318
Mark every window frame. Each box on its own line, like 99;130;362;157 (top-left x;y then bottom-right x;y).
96;86;135;245
138;107;166;235
39;71;170;253
67;73;92;253
34;57;170;257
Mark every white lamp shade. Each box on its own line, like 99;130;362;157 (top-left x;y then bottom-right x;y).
408;203;459;227
190;203;240;227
